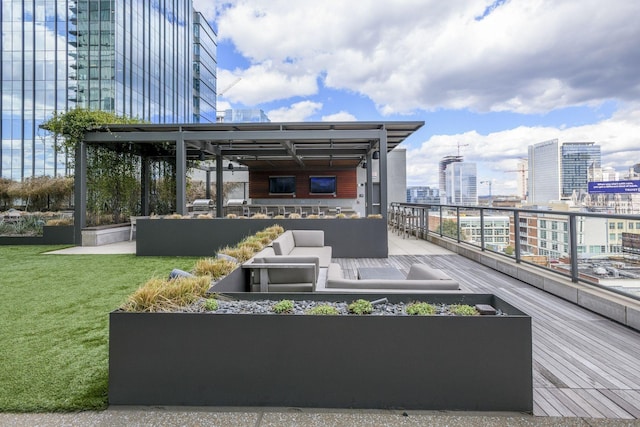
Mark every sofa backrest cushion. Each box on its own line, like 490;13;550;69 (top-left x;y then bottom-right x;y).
291;230;324;247
406;264;453;281
272;231;295;255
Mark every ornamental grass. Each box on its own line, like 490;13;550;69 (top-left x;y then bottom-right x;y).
121;275;211;312
193;257;237;279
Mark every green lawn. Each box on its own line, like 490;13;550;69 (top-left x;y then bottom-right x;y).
0;246;198;412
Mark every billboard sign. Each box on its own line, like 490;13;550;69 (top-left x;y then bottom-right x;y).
588;180;640;194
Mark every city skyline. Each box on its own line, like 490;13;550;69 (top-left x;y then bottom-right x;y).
195;0;640;196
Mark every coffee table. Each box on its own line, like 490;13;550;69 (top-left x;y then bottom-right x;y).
357;267;405;280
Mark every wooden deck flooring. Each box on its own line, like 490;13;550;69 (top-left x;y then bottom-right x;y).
333;253;640;419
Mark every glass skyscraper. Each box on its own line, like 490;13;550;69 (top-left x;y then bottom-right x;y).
445;161;477;206
1;0;216;180
561;142;601;198
528;139;561;205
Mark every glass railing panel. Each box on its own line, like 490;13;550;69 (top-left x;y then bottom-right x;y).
427;205;442;235
457;207;482;249
516;210;571;279
407;203;639;302
572;214;640;299
481;208;513;257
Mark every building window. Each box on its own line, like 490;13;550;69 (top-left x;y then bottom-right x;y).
609;222;615;230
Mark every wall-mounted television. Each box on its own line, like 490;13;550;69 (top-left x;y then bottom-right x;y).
309;176;337;194
269;176;296;194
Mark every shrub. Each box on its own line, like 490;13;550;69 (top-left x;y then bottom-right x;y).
288;213;301;219
255;234;273;245
250;213;269;219
45;218;73;226
367;214;383;219
121;276;211;312
406;302;436;316
349;213;360;219
164;213;184;219
335;213;347;219
239;238;264;252
306;214;319;219
218;245;255;262
226;213;237;219
348;299;373;315
197;213;213;219
193;258;237;279
273;215;285;219
272;300;294;314
263;225;284;239
307;304;339;315
204;298;219;311
450;304;479;316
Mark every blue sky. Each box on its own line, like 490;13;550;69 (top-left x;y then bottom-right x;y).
195;0;640;196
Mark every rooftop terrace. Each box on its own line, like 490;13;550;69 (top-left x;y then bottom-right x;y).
46;230;640;420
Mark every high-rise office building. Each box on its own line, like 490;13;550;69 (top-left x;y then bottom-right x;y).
445;161;477;206
528;139;601;205
217;109;271;123
406;186;439;204
1;0;217;180
438;155;462;204
528;139;561;204
561;142;601;197
193;12;217;124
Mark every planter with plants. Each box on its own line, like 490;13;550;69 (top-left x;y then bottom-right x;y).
109;291;532;412
135;216;388;257
0;212;75;245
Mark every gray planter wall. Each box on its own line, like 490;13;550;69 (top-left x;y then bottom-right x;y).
110;293;532;412
0;225;75;246
136;218;387;257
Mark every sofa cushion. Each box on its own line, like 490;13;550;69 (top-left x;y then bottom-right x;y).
406;264;453;281
327;263;343;281
272;231;295;255
292;230;324;247
259;256;319;284
289;246;332;268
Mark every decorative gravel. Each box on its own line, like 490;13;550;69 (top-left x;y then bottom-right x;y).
181;297;506;316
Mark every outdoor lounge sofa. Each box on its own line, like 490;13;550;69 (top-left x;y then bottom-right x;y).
242;230;332;292
324;263;460;291
270;229;332;267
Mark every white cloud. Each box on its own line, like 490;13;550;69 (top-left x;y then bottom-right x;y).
321;111;357;122
207;0;640;115
267;101;323;122
406;104;640;194
218;62;318;106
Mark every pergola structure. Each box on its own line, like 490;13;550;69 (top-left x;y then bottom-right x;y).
75;121;424;239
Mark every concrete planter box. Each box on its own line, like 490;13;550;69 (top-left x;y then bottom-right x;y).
136;218;387;257
0;225;75;245
109;293;532;412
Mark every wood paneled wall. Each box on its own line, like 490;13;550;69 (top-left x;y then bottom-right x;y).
249;169;357;199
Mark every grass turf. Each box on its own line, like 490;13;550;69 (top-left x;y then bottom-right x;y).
0;246;199;412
